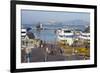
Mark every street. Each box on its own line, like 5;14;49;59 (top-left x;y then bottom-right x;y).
21;43;88;63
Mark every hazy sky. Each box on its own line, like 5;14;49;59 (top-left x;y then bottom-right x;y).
21;10;90;25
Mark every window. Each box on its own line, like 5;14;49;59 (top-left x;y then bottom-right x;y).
64;30;71;33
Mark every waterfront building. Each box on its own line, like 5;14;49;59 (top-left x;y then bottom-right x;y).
21;28;41;49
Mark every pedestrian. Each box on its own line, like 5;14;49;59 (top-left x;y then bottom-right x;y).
25;48;32;62
59;48;64;55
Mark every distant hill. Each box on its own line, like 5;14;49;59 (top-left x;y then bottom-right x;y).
62;20;89;26
22;20;90;32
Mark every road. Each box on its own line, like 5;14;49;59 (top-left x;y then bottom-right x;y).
29;47;66;62
21;44;89;63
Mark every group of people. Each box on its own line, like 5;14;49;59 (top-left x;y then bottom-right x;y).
41;42;64;56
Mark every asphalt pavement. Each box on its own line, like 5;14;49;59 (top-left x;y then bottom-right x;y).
21;44;89;63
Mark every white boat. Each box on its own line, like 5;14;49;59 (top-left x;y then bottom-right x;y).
79;32;90;40
57;29;90;45
57;29;74;46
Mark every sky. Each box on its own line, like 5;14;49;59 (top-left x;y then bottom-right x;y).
21;10;90;25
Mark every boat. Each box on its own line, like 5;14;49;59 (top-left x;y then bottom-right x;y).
79;32;90;40
56;28;90;46
57;29;74;46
